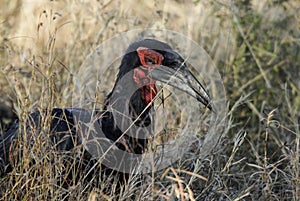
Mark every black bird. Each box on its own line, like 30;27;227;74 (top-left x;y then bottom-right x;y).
0;102;17;131
0;39;212;180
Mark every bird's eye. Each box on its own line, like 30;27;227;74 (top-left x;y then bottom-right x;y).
137;47;163;66
145;57;155;64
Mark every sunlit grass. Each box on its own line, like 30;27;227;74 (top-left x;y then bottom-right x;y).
0;0;299;200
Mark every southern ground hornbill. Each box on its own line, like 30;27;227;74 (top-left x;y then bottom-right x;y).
0;39;212;184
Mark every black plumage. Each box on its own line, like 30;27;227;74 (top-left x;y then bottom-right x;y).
0;39;212;183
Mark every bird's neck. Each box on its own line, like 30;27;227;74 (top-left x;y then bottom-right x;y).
101;77;154;153
104;70;155;126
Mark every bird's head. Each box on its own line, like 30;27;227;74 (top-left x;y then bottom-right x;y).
115;39;212;111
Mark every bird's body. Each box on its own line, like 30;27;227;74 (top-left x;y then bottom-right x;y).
0;39;212;187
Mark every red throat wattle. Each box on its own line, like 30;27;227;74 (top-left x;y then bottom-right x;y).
133;47;164;105
133;68;157;105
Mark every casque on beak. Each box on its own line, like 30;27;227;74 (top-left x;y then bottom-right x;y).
147;51;213;111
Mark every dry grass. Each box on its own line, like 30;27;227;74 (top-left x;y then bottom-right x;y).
0;0;299;200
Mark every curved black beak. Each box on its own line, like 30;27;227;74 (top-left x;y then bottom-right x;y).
148;59;213;111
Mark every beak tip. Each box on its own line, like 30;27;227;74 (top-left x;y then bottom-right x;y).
207;104;215;112
204;101;213;112
196;96;214;112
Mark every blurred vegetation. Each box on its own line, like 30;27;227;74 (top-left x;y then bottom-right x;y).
0;0;299;200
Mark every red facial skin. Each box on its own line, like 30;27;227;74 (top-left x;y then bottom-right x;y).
133;47;164;105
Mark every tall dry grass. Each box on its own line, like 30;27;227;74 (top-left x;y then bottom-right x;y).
0;0;299;200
